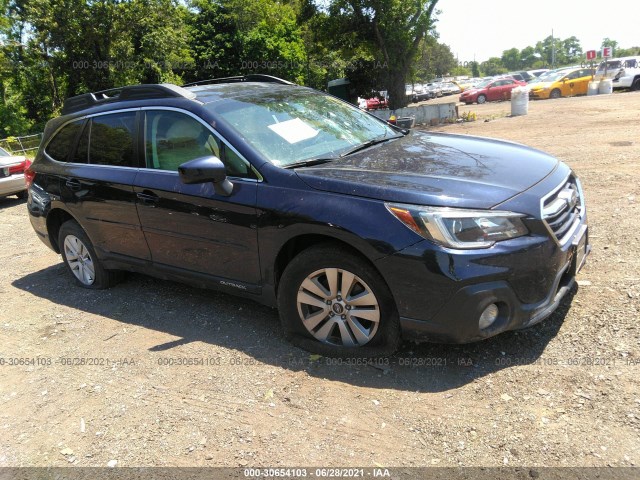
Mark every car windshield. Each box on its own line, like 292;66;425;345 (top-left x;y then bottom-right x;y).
207;89;398;167
597;60;621;71
474;79;492;88
544;71;572;82
0;147;10;156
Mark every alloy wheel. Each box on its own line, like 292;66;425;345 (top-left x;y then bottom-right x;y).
63;235;96;286
296;268;380;347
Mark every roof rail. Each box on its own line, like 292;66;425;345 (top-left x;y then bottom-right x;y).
61;83;196;115
182;74;295;87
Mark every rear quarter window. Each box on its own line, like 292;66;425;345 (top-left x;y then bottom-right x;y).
45;120;83;162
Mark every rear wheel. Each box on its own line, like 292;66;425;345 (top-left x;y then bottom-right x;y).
550;89;562;99
58;220;121;289
632;78;640;91
16;190;28;200
477;94;486;104
278;244;401;357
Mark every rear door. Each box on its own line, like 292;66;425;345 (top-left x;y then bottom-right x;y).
133;108;261;288
52;111;150;261
573;68;594;95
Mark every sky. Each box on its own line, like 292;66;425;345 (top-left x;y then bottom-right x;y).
435;0;638;63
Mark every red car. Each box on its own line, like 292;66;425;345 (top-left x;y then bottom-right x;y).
459;77;526;104
365;93;388;110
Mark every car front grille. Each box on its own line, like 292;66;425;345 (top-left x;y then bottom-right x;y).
542;176;583;244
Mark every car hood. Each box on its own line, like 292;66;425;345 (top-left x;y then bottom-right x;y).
530;81;554;90
294;131;559;209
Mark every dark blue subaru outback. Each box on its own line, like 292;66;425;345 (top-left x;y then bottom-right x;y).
26;75;590;356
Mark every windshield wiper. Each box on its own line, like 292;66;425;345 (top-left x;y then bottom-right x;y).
340;134;403;157
282;157;336;169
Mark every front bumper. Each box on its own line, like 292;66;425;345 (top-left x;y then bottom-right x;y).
375;175;590;344
398;235;589;343
529;90;550;99
0;174;26;197
612;77;634;88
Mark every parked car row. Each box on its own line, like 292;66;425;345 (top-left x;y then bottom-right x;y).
458;65;608;104
357;59;635;111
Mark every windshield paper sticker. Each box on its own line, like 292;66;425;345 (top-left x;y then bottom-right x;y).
268;118;319;144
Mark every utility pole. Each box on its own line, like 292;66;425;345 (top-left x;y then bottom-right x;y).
551;29;556;68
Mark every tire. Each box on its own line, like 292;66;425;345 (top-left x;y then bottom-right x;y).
632;78;640;91
58;220;121;289
16;190;28;200
550;89;561;99
278;244;401;357
477;94;486;104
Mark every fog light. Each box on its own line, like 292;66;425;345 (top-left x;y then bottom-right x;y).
479;303;499;329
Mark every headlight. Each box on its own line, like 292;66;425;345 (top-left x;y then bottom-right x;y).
386;203;529;249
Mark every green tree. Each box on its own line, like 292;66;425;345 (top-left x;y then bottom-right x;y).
469;60;480;77
414;37;456;81
1;0;192;132
501;47;520;70
601;38;618;50
519;46;538;69
562;36;582;64
187;0;306;84
481;57;506;76
329;0;440;109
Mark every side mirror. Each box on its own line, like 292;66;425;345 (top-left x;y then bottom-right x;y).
179;156;233;196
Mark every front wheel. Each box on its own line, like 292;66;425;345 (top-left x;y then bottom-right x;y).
278;244;401;357
58;220;121;289
477;94;486;104
632;78;640;91
550;89;561;99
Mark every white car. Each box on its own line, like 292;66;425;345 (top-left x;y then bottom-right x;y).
595;56;640;90
0;147;28;199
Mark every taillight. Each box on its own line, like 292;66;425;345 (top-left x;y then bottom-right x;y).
9;160;26;175
24;159;35;188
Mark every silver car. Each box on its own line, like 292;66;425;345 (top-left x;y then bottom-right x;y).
0;147;28;199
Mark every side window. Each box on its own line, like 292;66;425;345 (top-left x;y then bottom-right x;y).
89;112;137;167
145;111;252;177
45;120;83;162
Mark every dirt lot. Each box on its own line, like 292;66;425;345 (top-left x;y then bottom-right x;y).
1;92;639;470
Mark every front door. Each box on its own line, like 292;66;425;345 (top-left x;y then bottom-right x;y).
134;109;261;288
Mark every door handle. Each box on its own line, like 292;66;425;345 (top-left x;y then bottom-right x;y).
65;179;82;191
136;191;160;207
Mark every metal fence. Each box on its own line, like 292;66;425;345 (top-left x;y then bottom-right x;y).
0;134;42;157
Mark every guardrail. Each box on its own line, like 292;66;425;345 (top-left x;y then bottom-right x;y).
368;102;457;126
0;134;42;157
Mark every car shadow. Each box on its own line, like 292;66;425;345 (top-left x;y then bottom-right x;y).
0;195;26;208
12;265;573;393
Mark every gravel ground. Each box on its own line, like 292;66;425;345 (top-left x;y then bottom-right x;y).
0;91;639;470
